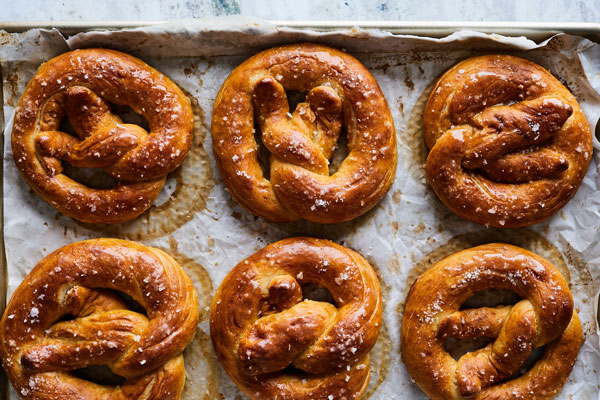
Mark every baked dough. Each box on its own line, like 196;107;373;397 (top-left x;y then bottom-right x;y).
11;48;194;224
210;237;382;399
212;43;397;223
0;238;199;399
424;55;592;227
401;243;582;400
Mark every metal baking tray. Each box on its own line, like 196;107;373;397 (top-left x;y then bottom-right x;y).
1;20;599;399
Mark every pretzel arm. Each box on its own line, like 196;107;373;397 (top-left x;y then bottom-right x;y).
480;148;568;182
254;76;329;174
456;301;537;396
20;310;147;372
437;306;511;339
463;97;573;170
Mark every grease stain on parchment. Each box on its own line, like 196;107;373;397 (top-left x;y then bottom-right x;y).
387;253;402;275
363;323;392;399
261;202;380;242
2;61;24;107
77;93;215;240
163;237;214;322
157;238;220;399
181;58;214;88
398;79;468;224
404;82;434;181
182;329;222;400
361;256;391;398
562;242;597;335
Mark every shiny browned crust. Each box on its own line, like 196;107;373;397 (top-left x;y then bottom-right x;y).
211;43;397;223
401;243;583;400
210;237;383;399
0;239;199;399
11;48;194;224
424;55;592;228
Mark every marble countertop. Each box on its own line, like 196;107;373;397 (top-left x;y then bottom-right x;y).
2;0;598;23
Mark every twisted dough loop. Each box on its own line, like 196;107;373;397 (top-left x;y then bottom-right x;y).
401;244;583;400
210;238;382;400
0;239;199;400
212;43;397;223
424;55;592;227
12;48;193;224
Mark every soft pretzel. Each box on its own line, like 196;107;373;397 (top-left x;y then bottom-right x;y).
401;243;583;400
424;55;592;227
0;239;199;399
210;237;382;399
211;43;397;223
12;48;194;224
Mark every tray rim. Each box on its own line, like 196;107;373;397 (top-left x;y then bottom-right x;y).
0;20;599;37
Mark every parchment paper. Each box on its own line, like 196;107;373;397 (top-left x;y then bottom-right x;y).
2;17;600;399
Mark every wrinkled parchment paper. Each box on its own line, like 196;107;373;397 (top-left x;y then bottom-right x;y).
2;16;600;399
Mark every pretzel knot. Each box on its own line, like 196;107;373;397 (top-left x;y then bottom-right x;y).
424;55;592;228
212;43;397;223
401;244;583;400
12;49;194;224
210;238;383;400
0;239;199;400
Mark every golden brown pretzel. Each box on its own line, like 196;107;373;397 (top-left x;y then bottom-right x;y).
210;237;382;399
212;43;397;223
424;55;592;227
12;48;194;224
401;243;583;400
0;239;199;399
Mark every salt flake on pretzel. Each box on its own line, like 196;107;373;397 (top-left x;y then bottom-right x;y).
12;49;194;224
212;43;397;223
401;243;583;400
210;237;383;399
424;55;592;228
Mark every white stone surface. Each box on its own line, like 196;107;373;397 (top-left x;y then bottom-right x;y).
0;0;598;22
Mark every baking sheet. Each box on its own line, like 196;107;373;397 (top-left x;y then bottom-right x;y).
2;17;600;399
